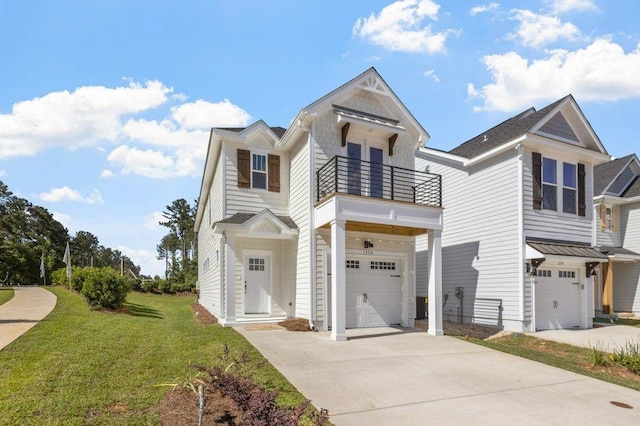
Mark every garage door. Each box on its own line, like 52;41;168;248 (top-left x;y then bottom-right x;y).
535;268;581;330
346;258;402;328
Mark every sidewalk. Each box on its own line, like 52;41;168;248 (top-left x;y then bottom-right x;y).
0;286;57;350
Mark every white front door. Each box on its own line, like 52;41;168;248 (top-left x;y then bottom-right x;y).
245;255;270;314
346;258;402;328
535;268;581;330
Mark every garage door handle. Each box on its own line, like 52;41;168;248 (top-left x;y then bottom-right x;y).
363;293;368;303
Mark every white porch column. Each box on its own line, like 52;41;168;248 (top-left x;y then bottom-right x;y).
331;219;347;341
427;230;443;336
224;233;237;324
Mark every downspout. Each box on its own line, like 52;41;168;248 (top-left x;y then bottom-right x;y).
298;118;316;330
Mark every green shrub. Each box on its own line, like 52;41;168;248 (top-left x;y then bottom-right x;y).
80;267;131;309
51;266;87;291
610;339;640;374
141;278;159;293
588;341;609;367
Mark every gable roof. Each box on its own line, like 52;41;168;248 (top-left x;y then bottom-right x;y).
449;95;606;159
219;126;287;138
593;154;640;197
279;67;429;149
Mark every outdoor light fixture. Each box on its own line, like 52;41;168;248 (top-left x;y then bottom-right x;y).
364;240;374;249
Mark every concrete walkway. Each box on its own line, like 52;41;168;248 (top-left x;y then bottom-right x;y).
0;286;57;350
534;324;640;352
237;326;640;425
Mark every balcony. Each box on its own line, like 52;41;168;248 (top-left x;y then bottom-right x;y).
316;156;442;208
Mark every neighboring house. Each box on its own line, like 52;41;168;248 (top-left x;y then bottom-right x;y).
194;68;444;341
416;95;610;332
593;154;640;317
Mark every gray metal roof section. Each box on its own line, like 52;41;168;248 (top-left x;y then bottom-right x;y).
215;212;298;229
449;97;567;159
598;246;640;257
527;239;608;259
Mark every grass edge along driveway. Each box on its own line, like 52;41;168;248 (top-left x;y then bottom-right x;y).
0;287;308;425
0;287;14;307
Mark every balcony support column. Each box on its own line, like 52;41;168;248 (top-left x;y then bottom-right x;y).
427;230;443;336
330;219;347;341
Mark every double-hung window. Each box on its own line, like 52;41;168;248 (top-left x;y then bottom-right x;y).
542;158;557;211
252;153;267;190
605;206;613;231
563;162;577;214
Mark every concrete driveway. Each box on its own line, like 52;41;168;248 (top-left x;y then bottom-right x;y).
534;324;640;352
237;326;640;425
0;286;57;350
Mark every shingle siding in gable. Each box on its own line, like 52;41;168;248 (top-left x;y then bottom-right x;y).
608;166;636;195
538;112;579;142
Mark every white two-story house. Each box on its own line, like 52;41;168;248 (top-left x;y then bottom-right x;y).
416;95;610;332
593;154;640;317
195;68;444;341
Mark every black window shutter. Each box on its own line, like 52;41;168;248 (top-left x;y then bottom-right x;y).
268;154;280;193
578;163;586;216
532;152;542;210
237;149;251;188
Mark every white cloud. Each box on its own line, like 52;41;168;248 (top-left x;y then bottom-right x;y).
0;80;172;158
353;0;457;54
51;211;72;228
39;186;104;204
470;3;499;16
469;38;640;112
143;211;165;231
117;245;165;278
550;0;596;14
0;80;252;180
423;69;440;82
106;144;207;179
508;9;580;48
0;169;6;177
171;99;251;130
100;169;114;178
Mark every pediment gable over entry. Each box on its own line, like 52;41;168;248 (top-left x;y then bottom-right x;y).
213;209;298;239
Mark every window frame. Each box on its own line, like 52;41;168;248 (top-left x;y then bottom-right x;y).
542;157;558;211
251;152;268;190
605;205;613;231
562;162;577;214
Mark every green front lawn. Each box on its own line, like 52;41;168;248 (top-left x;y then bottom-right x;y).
466;334;640;391
0;287;307;425
0;287;13;306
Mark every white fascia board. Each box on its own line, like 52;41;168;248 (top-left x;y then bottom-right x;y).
525;134;611;164
416;147;468;165
609;254;640;262
418;137;525;168
596;195;640;206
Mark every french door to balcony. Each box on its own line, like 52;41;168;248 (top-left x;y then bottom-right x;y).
370;147;384;198
347;142;361;195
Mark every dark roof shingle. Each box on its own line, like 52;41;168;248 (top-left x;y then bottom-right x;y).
449;97;567;159
593;154;635;196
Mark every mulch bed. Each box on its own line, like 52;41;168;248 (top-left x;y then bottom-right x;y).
191;301;218;325
161;386;242;426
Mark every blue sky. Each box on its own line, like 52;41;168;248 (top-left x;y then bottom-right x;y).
1;0;639;277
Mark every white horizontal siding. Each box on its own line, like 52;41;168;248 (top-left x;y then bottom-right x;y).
595;205;620;247
417;151;522;330
618;203;640;315
523;147;594;243
289;138;310;319
198;155;225;318
223;141;289;216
